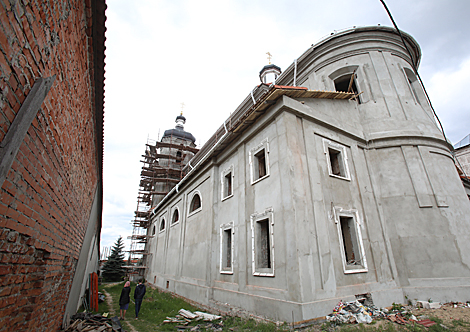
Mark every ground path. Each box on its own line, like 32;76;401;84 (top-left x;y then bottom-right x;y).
102;284;139;332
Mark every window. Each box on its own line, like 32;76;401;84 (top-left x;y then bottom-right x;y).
220;222;234;274
176;150;182;164
188;191;202;216
334;73;361;104
159;218;166;232
171;208;179;225
334;207;367;274
250;138;270;184
323;139;351;180
152;225;156;235
221;165;234;200
250;208;274;276
404;68;422;105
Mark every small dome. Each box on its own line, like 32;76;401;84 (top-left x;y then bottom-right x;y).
259;64;282;84
176;114;186;123
162;114;196;143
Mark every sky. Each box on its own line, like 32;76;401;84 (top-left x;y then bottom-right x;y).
101;0;470;254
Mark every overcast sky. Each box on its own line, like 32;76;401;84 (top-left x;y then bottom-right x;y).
101;0;470;254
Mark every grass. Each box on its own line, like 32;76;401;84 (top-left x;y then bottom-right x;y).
99;281;290;331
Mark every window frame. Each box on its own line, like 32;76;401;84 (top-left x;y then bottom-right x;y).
329;65;362;104
187;190;202;217
171;206;180;226
159;216;166;233
250;207;275;277
221;165;234;201
333;207;368;274
219;221;234;274
249;138;270;185
323;139;351;181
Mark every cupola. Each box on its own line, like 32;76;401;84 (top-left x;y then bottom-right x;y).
259;52;281;84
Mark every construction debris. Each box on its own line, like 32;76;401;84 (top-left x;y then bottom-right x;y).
326;300;386;324
63;312;124;332
163;309;223;330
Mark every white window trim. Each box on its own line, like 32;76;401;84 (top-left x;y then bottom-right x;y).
170;206;180;226
250;207;275;277
219;221;234;275
323;139;351;181
249;138;270;185
333;207;368;274
159;214;167;233
187;190;202;217
221;165;234;201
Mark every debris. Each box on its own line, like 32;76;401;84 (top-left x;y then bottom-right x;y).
179;309;199;319
63;312;123;332
416;319;437;328
326;300;386;325
194;311;222;321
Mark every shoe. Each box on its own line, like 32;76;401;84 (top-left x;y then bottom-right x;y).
135;317;138;320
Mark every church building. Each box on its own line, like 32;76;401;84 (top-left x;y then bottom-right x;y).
142;26;470;322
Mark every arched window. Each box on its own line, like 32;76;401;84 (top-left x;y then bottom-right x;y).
160;218;166;231
172;209;179;224
190;193;201;213
176;151;182;164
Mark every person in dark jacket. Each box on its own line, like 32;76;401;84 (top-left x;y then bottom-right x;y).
119;281;131;320
134;279;146;319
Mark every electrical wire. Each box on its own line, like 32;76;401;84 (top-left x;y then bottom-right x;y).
379;0;469;182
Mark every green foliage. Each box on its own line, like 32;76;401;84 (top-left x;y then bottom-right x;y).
101;237;126;282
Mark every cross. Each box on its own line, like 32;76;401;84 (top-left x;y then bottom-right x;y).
266;52;272;64
180;102;185;115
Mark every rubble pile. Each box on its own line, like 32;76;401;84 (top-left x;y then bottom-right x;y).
63;312;124;332
326;299;470;328
326;300;386;324
163;309;223;331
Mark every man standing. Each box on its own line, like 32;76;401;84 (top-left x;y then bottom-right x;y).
134;279;146;319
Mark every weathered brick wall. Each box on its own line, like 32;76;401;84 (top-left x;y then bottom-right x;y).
0;0;103;330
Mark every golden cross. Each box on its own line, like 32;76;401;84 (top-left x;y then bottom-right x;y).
180;102;185;115
266;52;272;64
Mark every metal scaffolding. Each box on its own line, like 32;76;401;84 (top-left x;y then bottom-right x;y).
126;136;198;278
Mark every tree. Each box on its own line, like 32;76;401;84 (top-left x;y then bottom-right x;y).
102;236;126;281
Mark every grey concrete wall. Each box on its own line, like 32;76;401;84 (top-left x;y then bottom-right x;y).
145;27;470;321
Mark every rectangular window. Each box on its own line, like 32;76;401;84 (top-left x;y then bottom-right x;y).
221;165;234;201
225;173;232;197
250;138;270;184
220;222;234;274
222;229;232;268
340;216;359;265
250;208;274;276
334;208;367;274
256;219;271;268
329;148;345;177
324;139;351;181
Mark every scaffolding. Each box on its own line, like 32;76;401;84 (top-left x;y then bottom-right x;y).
126;136;198;278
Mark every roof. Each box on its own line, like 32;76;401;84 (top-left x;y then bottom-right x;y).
259;64;282;75
163;128;196;143
454;134;470;149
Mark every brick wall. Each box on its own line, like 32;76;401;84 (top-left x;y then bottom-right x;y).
0;0;105;331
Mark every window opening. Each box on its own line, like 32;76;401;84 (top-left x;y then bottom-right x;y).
334;73;361;104
224;172;232;198
152;226;156;235
256;219;271;268
340;216;360;265
160;218;166;232
172;209;179;224
254;149;267;180
329;148;345;177
190;194;201;212
176;150;182;164
222;229;232;269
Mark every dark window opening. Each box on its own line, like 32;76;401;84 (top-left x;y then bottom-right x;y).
172;209;179;224
152;226;156;235
256;219;271;268
254;149;267;180
190;194;201;212
222;229;232;269
334;74;361;104
176;151;182;164
224;172;232;198
160;218;166;231
340;216;360;265
328;148;345;177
